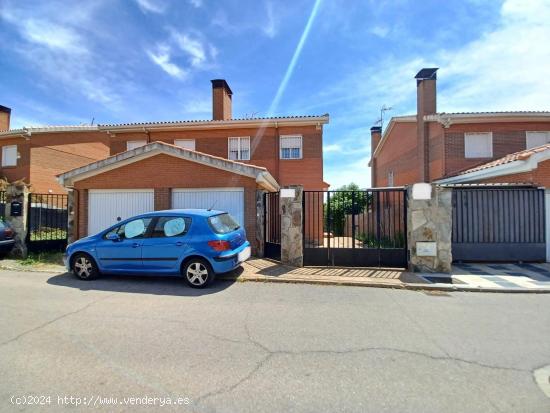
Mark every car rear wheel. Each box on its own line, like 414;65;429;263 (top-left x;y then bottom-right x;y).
183;259;214;288
72;253;99;280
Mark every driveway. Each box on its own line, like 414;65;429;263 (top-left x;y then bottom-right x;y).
1;270;550;412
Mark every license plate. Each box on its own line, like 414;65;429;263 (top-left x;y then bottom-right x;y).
238;246;251;263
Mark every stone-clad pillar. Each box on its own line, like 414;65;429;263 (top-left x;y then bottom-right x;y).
407;183;452;273
256;189;266;257
67;189;76;244
5;183;30;258
280;185;303;267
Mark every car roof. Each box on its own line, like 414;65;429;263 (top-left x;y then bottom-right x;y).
138;209;226;218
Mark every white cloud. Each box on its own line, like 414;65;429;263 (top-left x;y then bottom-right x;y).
263;1;277;38
147;45;187;79
369;25;389;38
134;0;167;14
171;31;217;69
323;144;342;153
20;19;87;54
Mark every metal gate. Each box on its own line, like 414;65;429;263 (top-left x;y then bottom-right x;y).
26;193;69;252
303;189;407;267
0;191;5;220
264;192;281;260
452;186;545;262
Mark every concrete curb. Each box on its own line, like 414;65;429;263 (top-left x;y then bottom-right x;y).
2;262;549;294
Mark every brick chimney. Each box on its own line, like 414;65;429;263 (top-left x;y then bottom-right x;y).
0;105;11;131
370;126;382;187
211;79;232;121
415;68;438;182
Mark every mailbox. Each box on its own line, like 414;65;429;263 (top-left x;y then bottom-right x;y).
10;201;22;217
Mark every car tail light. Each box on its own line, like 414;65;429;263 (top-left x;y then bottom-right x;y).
4;228;14;239
208;240;231;252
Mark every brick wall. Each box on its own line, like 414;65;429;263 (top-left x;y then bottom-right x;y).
0;137;30;185
73;154;260;252
477;159;550;187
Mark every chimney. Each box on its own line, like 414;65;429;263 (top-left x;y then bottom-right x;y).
370;126;382;187
211;79;233;120
415;68;438;182
0;105;11;131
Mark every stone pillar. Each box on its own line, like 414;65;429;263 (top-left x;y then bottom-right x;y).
67;189;76;244
5;183;30;258
407;183;452;273
280;185;303;267
256;189;266;257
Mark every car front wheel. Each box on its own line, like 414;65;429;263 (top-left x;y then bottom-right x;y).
72;253;99;280
183;259;214;288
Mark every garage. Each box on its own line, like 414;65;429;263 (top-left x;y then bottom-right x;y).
172;188;244;226
88;189;154;235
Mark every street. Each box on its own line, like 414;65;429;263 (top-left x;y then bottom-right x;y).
1;269;549;413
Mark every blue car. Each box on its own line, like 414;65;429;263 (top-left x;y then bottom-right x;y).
64;209;251;288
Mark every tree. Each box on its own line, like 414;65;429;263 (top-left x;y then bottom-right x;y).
325;183;370;236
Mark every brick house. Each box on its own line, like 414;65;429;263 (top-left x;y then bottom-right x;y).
46;80;329;252
369;68;550;187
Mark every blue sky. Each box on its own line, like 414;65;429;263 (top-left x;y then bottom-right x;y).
1;0;549;188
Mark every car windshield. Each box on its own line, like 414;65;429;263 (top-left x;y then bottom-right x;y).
208;213;240;234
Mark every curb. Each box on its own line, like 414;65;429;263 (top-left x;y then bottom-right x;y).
3;263;550;294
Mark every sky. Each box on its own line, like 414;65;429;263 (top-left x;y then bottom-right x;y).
1;0;549;188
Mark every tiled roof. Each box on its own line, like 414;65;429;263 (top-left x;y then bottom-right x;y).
454;143;550;176
439;111;550;115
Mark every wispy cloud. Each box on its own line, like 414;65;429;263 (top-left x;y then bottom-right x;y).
147;44;187;79
369;25;390;38
263;1;277;38
173;33;207;67
188;0;203;8
134;0;167;14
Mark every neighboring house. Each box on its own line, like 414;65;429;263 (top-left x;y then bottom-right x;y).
0;105;110;193
369;68;550;187
45;79;329;252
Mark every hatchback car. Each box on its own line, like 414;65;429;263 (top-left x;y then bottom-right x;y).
0;218;15;257
64;209;251;288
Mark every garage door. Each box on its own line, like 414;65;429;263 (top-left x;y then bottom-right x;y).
88;189;154;235
172;188;244;226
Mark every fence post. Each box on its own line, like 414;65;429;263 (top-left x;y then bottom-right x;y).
255;189;266;257
280;185;303;267
67;189;77;245
407;183;452;273
5;183;30;258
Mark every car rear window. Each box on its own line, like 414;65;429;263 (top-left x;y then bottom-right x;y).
208;213;240;234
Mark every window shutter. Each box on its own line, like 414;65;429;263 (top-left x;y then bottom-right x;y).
174;139;196;151
2;145;17;167
127;140;147;151
228;137;239;160
464;133;493;158
526;132;550;149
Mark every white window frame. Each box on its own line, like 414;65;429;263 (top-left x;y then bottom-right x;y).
387;171;394;187
174;139;196;151
2;145;17;167
526;131;550;149
227;137;250;161
280;135;303;160
464;132;493;158
126;140;147;151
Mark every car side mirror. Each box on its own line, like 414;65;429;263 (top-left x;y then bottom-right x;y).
106;233;121;242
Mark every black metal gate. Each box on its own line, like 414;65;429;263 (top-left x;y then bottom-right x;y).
26;193;69;252
303;189;407;267
0;191;5;220
452;186;545;262
264;192;281;260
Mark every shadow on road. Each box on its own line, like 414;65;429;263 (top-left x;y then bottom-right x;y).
46;268;243;297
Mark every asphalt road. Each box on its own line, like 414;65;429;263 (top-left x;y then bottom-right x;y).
1;269;549;413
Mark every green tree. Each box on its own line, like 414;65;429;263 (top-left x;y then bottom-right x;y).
325;183;370;236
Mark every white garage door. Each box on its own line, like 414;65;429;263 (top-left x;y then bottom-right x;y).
88;189;154;235
172;188;245;226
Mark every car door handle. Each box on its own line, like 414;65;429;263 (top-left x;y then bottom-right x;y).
132;243;140;248
175;241;184;247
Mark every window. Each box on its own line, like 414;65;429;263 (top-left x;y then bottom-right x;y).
280;135;302;159
464;132;493;158
228;137;250;160
104;217;153;239
526;131;550;149
151;216;191;238
387;171;394;187
174;139;196;151
208;213;240;234
2;145;17;167
126;140;147;151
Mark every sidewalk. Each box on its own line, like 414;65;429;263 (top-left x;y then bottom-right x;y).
2;257;550;293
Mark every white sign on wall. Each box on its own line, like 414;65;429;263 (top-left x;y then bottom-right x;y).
280;188;296;198
416;241;437;257
412;183;432;200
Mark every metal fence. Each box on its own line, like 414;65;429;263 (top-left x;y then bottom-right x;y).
0;191;5;220
26;193;69;252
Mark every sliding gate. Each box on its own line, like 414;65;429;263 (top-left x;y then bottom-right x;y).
303;189;407;267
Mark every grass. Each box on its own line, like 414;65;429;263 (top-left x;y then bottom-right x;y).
19;251;64;267
29;228;67;241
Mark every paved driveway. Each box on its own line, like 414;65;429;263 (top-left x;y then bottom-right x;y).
1;270;550;412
